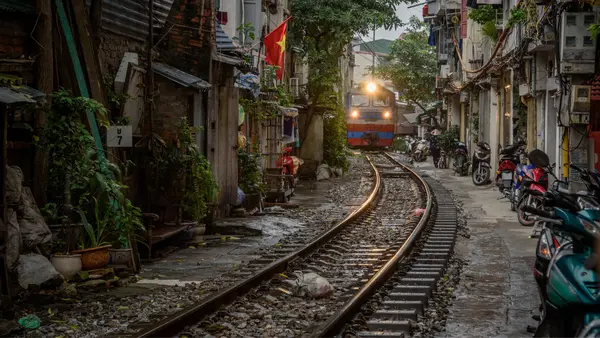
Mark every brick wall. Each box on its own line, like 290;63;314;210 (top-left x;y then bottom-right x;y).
154;76;193;135
0;14;31;57
98;30;144;76
162;0;212;77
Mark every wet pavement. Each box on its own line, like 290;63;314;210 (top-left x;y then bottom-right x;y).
412;158;538;338
133;175;364;287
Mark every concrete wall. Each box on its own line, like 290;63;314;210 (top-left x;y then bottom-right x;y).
153;76;194;135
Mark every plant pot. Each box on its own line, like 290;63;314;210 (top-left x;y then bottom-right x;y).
49;223;82;252
72;245;112;270
50;254;82;280
109;248;133;267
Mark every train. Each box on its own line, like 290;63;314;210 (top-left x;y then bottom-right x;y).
346;85;397;148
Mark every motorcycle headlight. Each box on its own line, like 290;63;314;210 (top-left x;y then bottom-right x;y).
581;219;600;237
537;232;552;260
578;196;600;211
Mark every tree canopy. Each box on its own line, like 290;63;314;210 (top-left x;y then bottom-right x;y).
374;16;437;110
289;0;409;169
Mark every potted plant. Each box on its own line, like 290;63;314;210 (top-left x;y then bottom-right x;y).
73;198;113;270
238;147;264;210
45;202;82;280
109;199;144;266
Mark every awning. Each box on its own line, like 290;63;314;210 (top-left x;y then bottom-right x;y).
153;62;211;90
214;52;244;66
425;100;442;111
216;19;238;52
403;113;420;125
0;85;45;104
279;106;298;118
234;69;260;97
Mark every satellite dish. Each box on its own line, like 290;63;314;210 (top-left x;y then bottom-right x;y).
451;16;460;24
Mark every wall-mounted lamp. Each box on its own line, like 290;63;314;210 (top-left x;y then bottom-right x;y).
505;84;511;90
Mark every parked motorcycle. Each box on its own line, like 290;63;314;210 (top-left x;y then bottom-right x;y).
523;169;600;337
438;150;447;169
275;147;303;197
453;140;468;176
515;150;550;226
495;140;526;194
472;141;491;185
413;139;429;162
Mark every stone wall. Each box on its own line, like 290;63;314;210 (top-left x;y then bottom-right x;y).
97;30;144;77
154;76;193;135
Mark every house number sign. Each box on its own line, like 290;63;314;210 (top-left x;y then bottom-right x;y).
107;126;133;147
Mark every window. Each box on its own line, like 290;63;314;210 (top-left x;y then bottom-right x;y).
373;95;390;107
566;15;577;26
351;95;369;107
566;36;576;47
585;15;595;26
584;36;593;47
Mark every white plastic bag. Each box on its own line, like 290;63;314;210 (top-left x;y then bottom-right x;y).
292;272;333;298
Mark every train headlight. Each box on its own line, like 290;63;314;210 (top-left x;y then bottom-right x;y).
351;111;359;118
384;111;391;118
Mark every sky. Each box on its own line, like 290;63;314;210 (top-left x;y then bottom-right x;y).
363;3;423;42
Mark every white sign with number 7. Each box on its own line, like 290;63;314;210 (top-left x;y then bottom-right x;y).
107;125;133;148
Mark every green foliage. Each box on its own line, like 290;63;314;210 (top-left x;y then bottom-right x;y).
238;148;263;194
588;23;600;40
438;125;460;152
468;5;496;25
507;7;527;27
239;98;279;120
145;118;218;221
374;16;436;108
234;22;256;42
103;74;130;113
392;137;409;153
77;198;111;249
289;0;405;171
324;106;351;171
482;21;499;40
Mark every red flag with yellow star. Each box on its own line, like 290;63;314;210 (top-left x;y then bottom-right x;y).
264;17;291;80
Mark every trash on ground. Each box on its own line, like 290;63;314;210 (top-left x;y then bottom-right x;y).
316;164;332;181
290;272;333;298
18;314;41;329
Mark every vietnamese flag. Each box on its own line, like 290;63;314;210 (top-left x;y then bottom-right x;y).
264;16;291;80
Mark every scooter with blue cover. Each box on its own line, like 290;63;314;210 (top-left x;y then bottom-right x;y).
524;183;600;337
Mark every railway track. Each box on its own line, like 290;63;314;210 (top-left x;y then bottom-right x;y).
111;152;457;338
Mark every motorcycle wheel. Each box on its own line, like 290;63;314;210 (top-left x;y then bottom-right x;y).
510;185;517;211
455;155;466;176
517;193;539;226
472;166;490;186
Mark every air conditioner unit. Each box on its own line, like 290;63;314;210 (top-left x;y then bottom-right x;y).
570;85;591;124
440;65;451;78
290;77;299;97
560;11;596;74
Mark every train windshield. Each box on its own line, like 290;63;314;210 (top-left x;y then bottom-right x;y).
351;95;369;107
373;94;390;107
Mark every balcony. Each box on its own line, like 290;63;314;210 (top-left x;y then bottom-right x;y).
432;0;461;16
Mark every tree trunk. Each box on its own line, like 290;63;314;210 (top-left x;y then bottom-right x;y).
33;0;54;206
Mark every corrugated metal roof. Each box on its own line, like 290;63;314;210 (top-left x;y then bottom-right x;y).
214;52;243;66
0;0;36;14
0;85;45;104
153;62;211;90
85;0;175;42
216;19;238;51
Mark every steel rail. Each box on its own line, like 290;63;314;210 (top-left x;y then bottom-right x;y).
309;152;434;337
133;155;382;337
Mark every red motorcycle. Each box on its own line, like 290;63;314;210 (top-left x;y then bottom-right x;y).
275;147;300;195
516;149;551;226
495;140;525;195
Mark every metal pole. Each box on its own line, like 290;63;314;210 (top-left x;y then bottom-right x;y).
372;28;375;81
148;0;154;132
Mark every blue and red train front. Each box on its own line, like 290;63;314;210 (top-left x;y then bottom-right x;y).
347;90;395;147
